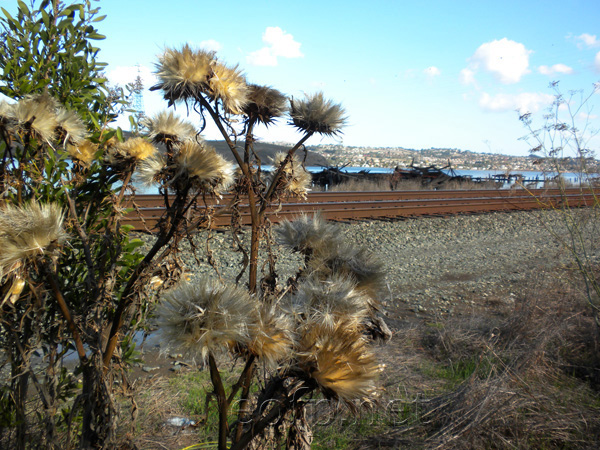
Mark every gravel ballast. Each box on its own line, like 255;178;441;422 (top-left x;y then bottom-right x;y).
138;209;593;318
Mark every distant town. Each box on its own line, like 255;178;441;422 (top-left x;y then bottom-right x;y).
303;144;600;173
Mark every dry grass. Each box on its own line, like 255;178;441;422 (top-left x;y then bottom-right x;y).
313;178;501;192
364;269;600;449
97;268;600;449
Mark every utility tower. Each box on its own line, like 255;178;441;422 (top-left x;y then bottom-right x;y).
131;66;145;124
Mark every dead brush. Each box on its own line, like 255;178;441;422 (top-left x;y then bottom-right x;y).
404;270;600;449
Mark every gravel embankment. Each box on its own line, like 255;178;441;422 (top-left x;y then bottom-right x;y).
138;209;592;319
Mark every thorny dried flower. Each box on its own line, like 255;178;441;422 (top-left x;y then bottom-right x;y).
55;107;88;145
153;45;215;103
0;202;67;279
269;152;312;199
246;303;294;368
309;242;386;303
175;141;234;194
67;139;98;166
296;320;381;401
135;151;167;186
0;100;15;134
143;110;198;144
207;61;249;115
108;137;157;167
157;278;257;361
275;213;339;256
11;93;59;142
243;84;288;126
290;92;346;136
291;274;370;331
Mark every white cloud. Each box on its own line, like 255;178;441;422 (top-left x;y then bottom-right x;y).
199;39;222;52
247;47;278;66
479;92;554;114
106;65;157;88
459;68;476;86
423;66;441;79
246;27;303;67
596;51;600;72
573;33;600;48
468;38;532;84
538;63;574;76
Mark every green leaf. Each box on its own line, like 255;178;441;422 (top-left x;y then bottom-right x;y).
116;127;124;142
92;15;106;23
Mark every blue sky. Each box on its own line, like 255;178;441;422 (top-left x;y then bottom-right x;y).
7;0;600;156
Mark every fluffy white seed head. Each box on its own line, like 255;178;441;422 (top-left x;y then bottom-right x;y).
11;94;59;142
243;84;288;126
290;92;346;136
143;110;198;144
135;151;167;186
292;274;371;331
157;278;258;361
207;62;248;115
153;45;215;103
275;213;339;256
108;137;157;167
296;321;380;401
269;153;312;199
55;107;88;145
67;140;98;166
247;303;295;368
0;202;67;278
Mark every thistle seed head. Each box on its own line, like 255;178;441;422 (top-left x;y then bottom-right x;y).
135;151;167;186
293;274;370;331
0;202;67;278
290;92;346;136
207;61;249;115
309;243;386;304
153;45;215;103
175;141;234;194
296;321;380;401
143;110;198;144
157;278;258;361
67;140;98;166
274;213;339;255
55;107;88;145
269;153;312;199
247;303;294;368
11;93;59;142
243;84;288;126
109;137;157;166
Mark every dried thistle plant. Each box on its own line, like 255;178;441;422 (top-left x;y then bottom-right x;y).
55;107;88;145
143;110;198;145
269;152;312;199
157;278;258;361
207;61;249;115
11;93;59;142
296;320;381;401
243;84;288;126
275;213;339;255
153;45;215;103
291;274;371;331
247;303;295;368
174;141;234;193
290;92;347;136
309;242;386;303
135;151;167;186
110;137;156;163
0;201;67;278
67;139;98;166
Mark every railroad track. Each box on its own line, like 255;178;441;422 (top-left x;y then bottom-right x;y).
124;188;596;231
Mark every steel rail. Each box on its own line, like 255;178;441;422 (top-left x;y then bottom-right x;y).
123;189;596;231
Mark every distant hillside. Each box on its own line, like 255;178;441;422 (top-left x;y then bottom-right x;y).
207;140;329;167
